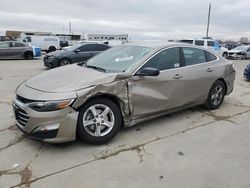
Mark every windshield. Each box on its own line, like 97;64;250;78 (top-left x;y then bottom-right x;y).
234;46;248;51
85;45;153;73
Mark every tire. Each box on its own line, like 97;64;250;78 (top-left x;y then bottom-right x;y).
24;51;33;60
77;98;122;145
241;54;246;60
48;46;56;53
58;58;72;66
222;52;228;59
205;80;226;110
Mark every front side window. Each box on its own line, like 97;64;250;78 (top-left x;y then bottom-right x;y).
194;40;204;46
141;47;180;71
183;47;206;65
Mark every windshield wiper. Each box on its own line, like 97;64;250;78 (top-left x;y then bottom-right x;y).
85;64;106;72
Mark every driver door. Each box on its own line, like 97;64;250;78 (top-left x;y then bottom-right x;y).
128;47;187;120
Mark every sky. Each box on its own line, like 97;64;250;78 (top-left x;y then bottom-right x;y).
0;0;250;41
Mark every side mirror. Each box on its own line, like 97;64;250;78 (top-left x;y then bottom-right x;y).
135;67;160;76
75;49;81;53
23;39;27;42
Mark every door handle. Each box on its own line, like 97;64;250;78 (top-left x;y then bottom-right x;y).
207;68;214;72
173;74;183;79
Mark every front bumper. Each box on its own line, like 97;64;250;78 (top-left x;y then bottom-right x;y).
227;53;244;59
13;98;78;143
14;83;78;143
43;56;58;68
244;67;250;80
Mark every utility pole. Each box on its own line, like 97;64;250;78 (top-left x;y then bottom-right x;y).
69;21;72;34
206;3;211;38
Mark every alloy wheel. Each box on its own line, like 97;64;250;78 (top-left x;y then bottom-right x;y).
211;85;224;106
82;104;115;137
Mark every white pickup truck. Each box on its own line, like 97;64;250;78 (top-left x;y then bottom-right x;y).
179;38;228;57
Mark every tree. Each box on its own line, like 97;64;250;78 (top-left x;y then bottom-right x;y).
239;37;249;44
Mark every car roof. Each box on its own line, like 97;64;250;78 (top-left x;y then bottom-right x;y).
124;41;198;49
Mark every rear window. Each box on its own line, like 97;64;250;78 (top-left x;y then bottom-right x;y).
194;40;204;46
183;47;206;66
205;51;217;61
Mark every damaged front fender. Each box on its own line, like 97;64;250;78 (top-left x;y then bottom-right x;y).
72;74;132;127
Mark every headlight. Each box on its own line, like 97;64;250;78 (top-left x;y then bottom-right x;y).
29;99;74;112
47;55;55;60
236;51;244;55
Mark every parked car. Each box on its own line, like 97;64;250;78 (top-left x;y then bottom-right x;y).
244;64;250;80
0;41;34;59
179;38;228;57
227;45;250;60
13;43;235;144
43;43;110;68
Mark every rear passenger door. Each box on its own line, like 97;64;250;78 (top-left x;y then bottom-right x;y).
179;47;220;105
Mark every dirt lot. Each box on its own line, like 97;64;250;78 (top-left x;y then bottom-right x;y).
0;58;250;188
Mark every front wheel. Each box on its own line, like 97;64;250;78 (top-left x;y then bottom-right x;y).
222;52;228;59
77;98;122;145
205;80;226;110
58;58;72;66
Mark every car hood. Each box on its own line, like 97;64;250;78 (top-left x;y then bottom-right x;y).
25;65;118;92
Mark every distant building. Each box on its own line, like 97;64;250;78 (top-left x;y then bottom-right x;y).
6;30;52;39
87;34;128;42
55;34;82;41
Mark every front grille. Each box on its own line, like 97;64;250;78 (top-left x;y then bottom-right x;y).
16;95;39;104
14;103;30;127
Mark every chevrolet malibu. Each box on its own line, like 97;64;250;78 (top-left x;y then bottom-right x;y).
13;43;235;144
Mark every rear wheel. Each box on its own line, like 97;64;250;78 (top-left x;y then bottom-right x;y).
205;80;226;110
48;46;56;53
24;51;33;60
58;58;72;66
77;98;122;145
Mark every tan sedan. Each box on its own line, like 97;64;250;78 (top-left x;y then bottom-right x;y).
13;42;235;144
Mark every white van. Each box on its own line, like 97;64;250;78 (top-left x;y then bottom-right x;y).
21;35;60;52
179;38;228;57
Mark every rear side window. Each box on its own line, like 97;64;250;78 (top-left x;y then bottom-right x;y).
207;41;214;47
194;40;204;46
205;51;217;62
0;42;10;48
12;42;25;47
183;47;206;66
142;47;180;71
180;40;193;44
94;44;110;51
79;44;109;51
